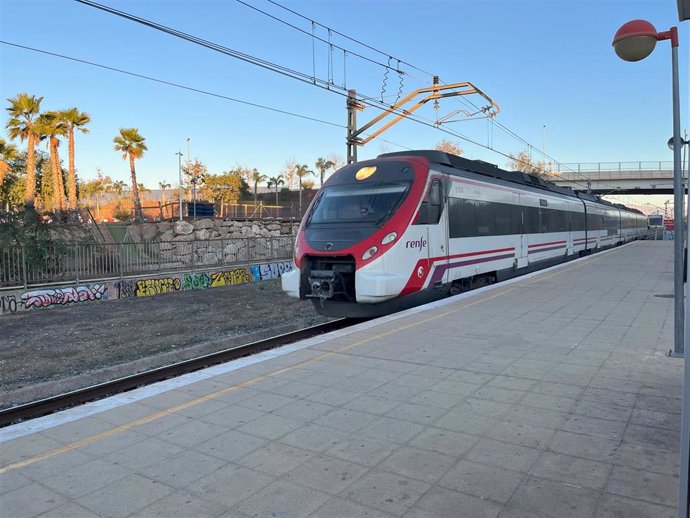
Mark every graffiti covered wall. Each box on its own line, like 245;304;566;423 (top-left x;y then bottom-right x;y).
0;260;294;315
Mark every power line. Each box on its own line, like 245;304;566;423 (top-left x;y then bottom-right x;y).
72;0;602;189
0;40;344;129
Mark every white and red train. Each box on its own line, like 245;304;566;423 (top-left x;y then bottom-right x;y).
282;150;647;317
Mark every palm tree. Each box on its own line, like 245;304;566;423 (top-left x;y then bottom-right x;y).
113;128;147;222
250;168;267;205
266;175;284;205
5;93;43;205
0;138;19;186
60;108;90;209
111;179;127;209
315;157;335;187
36;111;68;211
295;164;313;215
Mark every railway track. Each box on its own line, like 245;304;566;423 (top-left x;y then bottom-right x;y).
0;319;352;427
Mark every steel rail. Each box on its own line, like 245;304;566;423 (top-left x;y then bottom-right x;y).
0;319;351;427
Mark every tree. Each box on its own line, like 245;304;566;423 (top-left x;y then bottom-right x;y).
158;181;171;219
5;93;43;205
267;175;284;205
315;157;335;187
80;169;113;220
295;164;313;215
435;139;463;156
507;149;550;178
282;159;298;189
200;171;243;206
250;168;267;204
0;138;19;186
36;111;68;211
113;128;147;222
60;108;90;209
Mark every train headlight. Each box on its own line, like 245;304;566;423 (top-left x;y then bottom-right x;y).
362;246;378;261
381;232;397;245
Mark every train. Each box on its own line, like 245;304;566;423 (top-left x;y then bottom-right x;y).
281;150;647;318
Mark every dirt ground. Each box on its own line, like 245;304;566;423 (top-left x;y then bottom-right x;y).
0;280;331;409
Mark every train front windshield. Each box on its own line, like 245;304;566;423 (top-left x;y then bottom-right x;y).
307;183;410;226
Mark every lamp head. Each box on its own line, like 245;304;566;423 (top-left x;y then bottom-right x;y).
612;19;658;62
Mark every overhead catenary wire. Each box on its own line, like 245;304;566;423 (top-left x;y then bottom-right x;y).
72;0;605;189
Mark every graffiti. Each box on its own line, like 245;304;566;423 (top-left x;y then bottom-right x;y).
252;261;293;281
135;277;181;297
114;280;136;299
182;272;211;291
21;284;108;309
210;268;252;287
0;295;20;314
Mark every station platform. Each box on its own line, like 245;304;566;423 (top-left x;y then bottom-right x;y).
0;241;681;518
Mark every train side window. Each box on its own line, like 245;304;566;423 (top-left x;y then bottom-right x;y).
428;180;443;224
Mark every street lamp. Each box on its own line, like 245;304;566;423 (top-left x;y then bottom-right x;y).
614;19;690;518
613;20;684;356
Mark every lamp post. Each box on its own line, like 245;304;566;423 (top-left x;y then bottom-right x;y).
613;20;683;356
175;151;183;221
613;19;687;518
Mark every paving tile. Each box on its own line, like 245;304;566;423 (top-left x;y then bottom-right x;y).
131;490;227;517
234;479;330;518
308;497;395;518
15;448;93;482
635;394;682;414
145;419;229;449
570;399;633;422
623;423;680;449
466;438;541;473
341;470;431;516
595;493;675;518
36;502;101;518
305;387;363;406
237;392;296;412
238;441;314;476
606;466;677;506
327;434;399;467
314;408;378;433
377;445;456;483
77;474;174;518
410;485;502;518
630;408;681;431
529;451;612;490
187;463;274;508
520;392;577;413
76;429;150;457
408;426;478;457
439;459;524;504
548;430;620;462
561;414;628;441
285;454;369;494
509;476;600;518
359;416;425;443
280;423;352;452
433;408;498;436
139;448;227;488
236;413;303;440
472;385;526;404
407;389;462;409
0;481;69;517
39;458;131;499
272;399;335;421
486;420;554;449
0;470;32;496
454;397;513;418
193;430;267;462
384;402;447;426
198;405;266;428
39;416;115;445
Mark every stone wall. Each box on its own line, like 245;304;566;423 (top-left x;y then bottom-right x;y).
126;219;299;243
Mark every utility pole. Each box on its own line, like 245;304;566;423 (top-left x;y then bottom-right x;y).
347;90;363;164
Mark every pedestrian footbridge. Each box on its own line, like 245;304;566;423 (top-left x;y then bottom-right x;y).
550;161;678;194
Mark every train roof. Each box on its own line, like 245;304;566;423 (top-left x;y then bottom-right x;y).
377;150;644;215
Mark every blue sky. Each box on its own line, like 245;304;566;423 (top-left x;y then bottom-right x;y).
0;0;686;212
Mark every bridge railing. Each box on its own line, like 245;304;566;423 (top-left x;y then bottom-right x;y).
556;161;673;173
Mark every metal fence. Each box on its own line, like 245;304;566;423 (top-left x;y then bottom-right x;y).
557;161;673;173
0;235;296;289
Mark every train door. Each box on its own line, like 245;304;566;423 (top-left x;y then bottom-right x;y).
427;177;448;287
516;193;528;268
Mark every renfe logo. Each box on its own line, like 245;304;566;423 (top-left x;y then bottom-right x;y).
406;237;427;250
